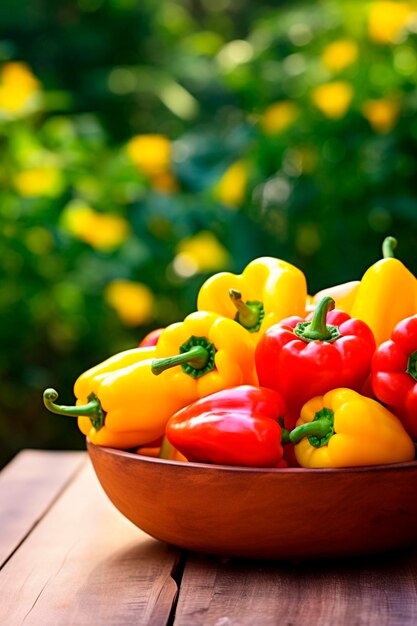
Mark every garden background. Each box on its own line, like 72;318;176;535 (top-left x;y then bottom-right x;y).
1;0;417;467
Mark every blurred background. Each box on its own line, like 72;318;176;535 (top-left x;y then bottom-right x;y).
1;0;417;466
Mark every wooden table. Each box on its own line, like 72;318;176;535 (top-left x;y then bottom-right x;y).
1;450;417;625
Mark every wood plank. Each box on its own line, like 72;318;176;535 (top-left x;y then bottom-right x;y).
0;450;85;568
0;458;181;625
173;548;417;626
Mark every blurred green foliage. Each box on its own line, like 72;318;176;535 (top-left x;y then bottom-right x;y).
1;0;417;466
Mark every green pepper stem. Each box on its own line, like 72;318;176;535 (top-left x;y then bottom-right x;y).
294;296;340;343
289;408;335;448
43;388;105;431
289;417;333;445
382;236;397;258
280;427;291;446
303;296;334;340
229;289;260;329
151;345;210;376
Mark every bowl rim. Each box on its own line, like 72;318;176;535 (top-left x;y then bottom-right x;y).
87;440;417;475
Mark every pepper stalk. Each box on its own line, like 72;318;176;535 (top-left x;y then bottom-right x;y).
228;289;264;333
43;388;105;431
294;296;341;343
151;335;216;379
289;408;335;448
382;236;397;259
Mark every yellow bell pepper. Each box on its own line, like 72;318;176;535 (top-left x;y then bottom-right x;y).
350;236;417;346
289;388;415;468
73;346;155;398
312;280;360;315
196;256;307;343
151;310;258;405
43;346;184;449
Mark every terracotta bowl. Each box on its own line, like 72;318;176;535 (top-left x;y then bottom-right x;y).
87;441;417;560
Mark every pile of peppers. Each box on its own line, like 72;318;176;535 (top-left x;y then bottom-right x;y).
43;236;417;469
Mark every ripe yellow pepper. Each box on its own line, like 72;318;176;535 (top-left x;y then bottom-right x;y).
289;388;415;468
312;280;360;315
196;256;307;343
151;310;258;405
43;346;184;449
350;236;417;346
44;311;257;448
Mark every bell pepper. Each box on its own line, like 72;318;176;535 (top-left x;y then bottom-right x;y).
43;346;185;449
165;385;286;467
255;296;376;422
312;280;360;315
351;236;417;346
196;256;307;343
151;311;258;405
371;314;417;441
289;388;415;468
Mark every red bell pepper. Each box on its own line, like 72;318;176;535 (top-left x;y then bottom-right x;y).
165;385;286;467
255;296;376;426
371;314;417;441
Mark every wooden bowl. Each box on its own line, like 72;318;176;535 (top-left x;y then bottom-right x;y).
87;441;417;560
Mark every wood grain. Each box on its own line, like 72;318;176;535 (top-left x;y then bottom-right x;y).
2;449;417;625
173;550;417;626
0;449;85;568
0;459;181;625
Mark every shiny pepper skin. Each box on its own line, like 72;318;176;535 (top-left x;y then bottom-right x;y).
255;297;376;418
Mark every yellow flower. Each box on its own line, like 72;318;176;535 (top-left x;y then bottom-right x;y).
321;40;359;72
362;98;400;133
2;62;39;88
104;280;154;326
61;201;130;251
127;134;171;177
14;166;63;198
311;81;353;119
174;231;230;276
0;62;41;116
215;160;249;208
368;2;414;44
261;101;299;135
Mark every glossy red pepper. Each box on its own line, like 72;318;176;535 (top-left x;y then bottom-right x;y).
255;296;376;424
165;385;286;467
371;315;417;441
